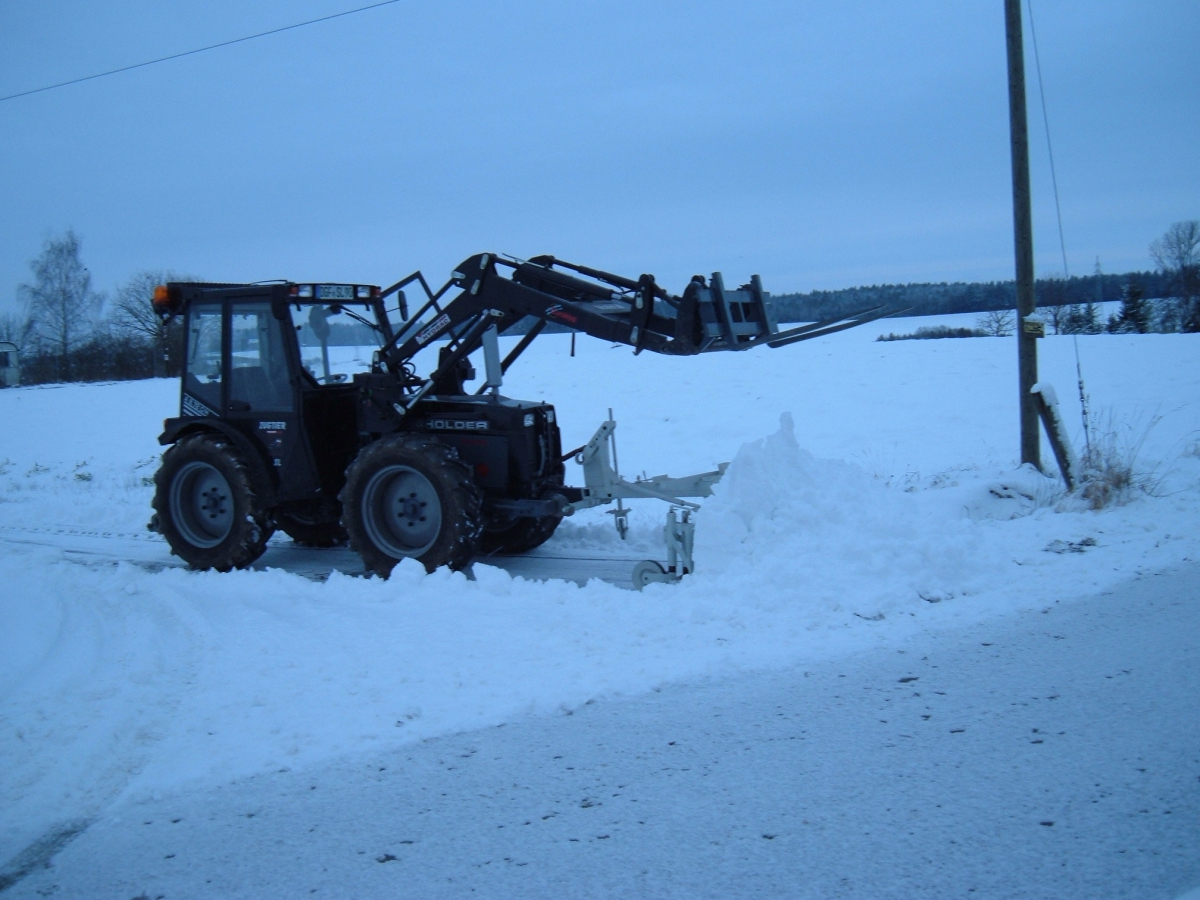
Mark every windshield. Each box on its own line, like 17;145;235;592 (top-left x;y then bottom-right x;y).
293;302;385;383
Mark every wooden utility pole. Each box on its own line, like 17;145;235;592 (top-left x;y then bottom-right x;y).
1004;0;1041;470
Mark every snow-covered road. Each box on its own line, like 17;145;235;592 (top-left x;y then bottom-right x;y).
7;563;1197;899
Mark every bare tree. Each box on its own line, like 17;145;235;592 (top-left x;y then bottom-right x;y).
18;230;102;380
1039;276;1070;334
977;308;1014;337
0;308;32;348
1150;220;1200;332
111;270;195;377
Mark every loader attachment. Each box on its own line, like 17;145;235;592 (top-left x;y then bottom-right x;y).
373;253;903;402
566;411;728;589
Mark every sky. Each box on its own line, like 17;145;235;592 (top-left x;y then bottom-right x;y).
0;0;1196;312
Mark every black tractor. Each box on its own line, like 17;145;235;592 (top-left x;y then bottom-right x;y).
149;253;889;577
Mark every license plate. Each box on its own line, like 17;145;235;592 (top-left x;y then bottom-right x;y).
316;284;354;300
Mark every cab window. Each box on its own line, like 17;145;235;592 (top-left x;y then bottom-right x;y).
184;304;222;410
229;302;293;411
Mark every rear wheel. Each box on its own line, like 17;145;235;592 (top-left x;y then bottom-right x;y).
152;434;272;571
341;436;482;577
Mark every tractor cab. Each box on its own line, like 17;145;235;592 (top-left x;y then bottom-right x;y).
154;282;394;547
157;282;391;411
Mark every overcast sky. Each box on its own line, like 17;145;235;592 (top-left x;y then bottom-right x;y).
1;0;1196;310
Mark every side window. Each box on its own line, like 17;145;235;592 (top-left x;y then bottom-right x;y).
185;304;223;411
229;302;293;411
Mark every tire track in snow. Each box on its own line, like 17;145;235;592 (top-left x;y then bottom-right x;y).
0;549;204;867
0;525;647;588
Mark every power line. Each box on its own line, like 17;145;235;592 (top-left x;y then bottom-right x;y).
0;0;404;104
1025;0;1069;279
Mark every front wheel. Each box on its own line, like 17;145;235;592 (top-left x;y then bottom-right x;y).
152;434;272;571
341;436;482;577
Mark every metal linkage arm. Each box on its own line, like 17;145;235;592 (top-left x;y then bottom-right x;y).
567;416;725;514
376;251;907;393
563;414;722;587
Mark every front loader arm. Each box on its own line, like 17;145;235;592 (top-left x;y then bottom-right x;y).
375;252;901;406
377;252;668;374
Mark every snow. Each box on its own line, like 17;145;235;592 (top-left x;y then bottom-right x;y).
7;563;1200;898
1;321;1198;893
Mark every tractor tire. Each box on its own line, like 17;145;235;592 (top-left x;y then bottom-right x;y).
275;506;348;548
340;435;482;577
152;433;273;571
481;514;562;555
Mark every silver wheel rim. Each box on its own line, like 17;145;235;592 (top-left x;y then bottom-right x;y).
361;464;442;558
171;461;234;548
632;559;666;590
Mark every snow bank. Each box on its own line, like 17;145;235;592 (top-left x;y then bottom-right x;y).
695;411;996;604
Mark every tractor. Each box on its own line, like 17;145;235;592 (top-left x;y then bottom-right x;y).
149;253;887;584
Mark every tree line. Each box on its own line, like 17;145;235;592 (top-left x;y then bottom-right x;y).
0;231;189;385
771;270;1168;321
772;220;1200;335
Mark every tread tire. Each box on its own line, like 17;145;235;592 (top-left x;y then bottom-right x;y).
152;433;273;571
341;435;482;577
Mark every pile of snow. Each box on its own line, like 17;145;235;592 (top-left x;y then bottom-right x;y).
1;324;1199;863
681;408;1199;648
696;411;997;599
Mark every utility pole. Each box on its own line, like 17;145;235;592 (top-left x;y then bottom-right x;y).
1004;0;1040;471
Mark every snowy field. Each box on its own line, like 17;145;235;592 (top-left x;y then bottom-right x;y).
1;318;1198;895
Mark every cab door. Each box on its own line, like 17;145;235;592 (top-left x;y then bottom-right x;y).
225;298;318;497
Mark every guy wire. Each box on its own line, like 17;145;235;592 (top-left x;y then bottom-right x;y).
1027;0;1091;460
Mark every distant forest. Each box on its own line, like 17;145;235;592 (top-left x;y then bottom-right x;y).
771;270;1169;322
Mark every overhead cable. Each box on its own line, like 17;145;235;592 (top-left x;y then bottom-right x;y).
1025;0;1069;279
0;0;404;104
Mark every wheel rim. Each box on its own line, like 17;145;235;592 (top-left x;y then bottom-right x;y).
171;461;234;548
632;559;666;590
361;464;442;558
